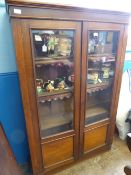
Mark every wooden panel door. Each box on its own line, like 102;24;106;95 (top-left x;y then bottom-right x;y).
13;19;81;173
80;22;128;155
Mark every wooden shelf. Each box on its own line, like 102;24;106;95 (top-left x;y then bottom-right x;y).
35;57;73;65
87;81;112;93
38;88;72;102
88;54;116;63
88;68;99;71
39;112;72;130
88;53;116;57
33;32;73;39
87;99;110;108
86;106;108;118
85;106;109;125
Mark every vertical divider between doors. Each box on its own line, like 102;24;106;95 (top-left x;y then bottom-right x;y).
79;22;88;156
73;22;82;160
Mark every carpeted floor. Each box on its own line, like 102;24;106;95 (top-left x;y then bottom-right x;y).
21;135;131;175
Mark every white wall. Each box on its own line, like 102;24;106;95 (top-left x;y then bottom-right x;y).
19;0;131;12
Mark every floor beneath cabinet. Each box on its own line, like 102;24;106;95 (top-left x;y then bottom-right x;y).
21;135;131;175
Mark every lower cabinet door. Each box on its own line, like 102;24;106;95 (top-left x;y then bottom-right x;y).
42;136;74;168
84;124;108;153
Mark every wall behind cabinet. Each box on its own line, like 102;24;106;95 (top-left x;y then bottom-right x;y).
0;0;29;164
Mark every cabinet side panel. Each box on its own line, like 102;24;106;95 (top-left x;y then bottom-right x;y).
11;19;43;175
109;25;129;144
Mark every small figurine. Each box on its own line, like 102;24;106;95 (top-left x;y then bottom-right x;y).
54;78;61;89
102;67;110;79
87;71;99;84
48;35;59;54
68;74;74;83
44;80;54;92
36;79;43;94
58;38;72;56
58;77;66;90
92;72;99;84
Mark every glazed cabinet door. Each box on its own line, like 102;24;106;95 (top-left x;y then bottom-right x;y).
20;20;81;172
80;22;126;155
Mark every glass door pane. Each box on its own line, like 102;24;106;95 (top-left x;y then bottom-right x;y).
85;31;119;125
32;30;75;137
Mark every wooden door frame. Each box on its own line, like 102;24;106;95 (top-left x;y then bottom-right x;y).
80;21;127;156
12;19;82;174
